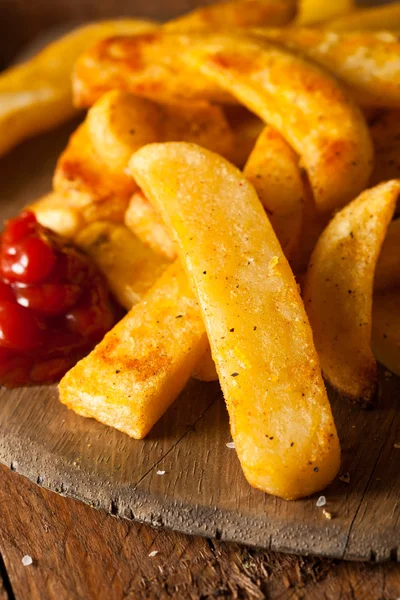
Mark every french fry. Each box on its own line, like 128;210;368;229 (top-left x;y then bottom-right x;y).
255;29;400;109
296;0;354;25
0;19;155;157
375;219;400;293
244;125;304;260
327;3;400;31
125;191;178;261
165;0;296;32
59;261;209;439
130;142;340;501
223;106;264;168
369;110;400;186
73;32;235;108
372;289;400;377
75;222;169;310
304;180;400;408
184;33;373;214
30;192;84;238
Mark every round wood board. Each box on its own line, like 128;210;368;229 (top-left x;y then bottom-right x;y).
0;122;399;564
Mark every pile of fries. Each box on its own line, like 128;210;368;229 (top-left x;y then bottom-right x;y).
2;0;400;500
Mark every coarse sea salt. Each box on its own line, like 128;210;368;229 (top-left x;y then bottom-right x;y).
148;551;159;558
156;470;166;475
316;496;326;508
22;555;33;567
226;441;235;449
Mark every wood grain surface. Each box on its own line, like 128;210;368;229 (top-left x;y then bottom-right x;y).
0;121;400;563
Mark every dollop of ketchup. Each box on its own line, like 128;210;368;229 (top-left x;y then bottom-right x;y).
0;211;116;387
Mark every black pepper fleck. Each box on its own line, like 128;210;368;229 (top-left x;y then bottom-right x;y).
231;372;239;377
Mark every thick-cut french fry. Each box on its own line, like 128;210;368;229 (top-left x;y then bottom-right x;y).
130;142;340;501
75;222;169;310
255;29;400;109
53;122;136;223
244;125;304;260
0;19;155;157
59;261;209;439
30;192;84;238
304;181;400;408
296;0;354;25
184;33;373;214
327;3;400;31
125;192;177;261
165;0;296;32
375;219;400;293
224;106;264;168
73;32;235;108
369;110;400;186
372;289;400;377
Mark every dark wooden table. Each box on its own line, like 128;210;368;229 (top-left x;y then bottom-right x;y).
1;0;400;598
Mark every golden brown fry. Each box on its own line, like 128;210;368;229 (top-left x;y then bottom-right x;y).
165;0;295;32
244;125;304;260
327;3;400;31
296;0;354;25
75;221;169;310
369;110;400;186
375;219;400;293
304;180;400;407
255;28;400;109
130;142;340;500
0;19;155;157
125;191;177;261
30;192;84;238
372;289;400;376
73;32;235;108
184;32;373;214
59;261;208;439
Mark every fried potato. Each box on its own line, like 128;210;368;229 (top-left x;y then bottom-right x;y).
244;125;304;260
223;106;264;168
304;180;400;408
0;19;155;157
75;221;169;310
327;3;400;31
73;32;235;108
369;110;400;186
125;191;177;261
372;289;400;377
255;29;400;109
296;0;354;25
130;142;340;501
184;32;373;214
30;192;84;238
59;261;208;439
165;0;296;32
375;219;400;293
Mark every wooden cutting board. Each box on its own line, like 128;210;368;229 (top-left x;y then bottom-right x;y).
0;122;399;563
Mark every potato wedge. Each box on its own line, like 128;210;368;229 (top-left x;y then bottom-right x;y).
165;0;296;32
184;32;373;213
304;181;400;407
327;3;400;31
30;192;84;238
296;0;354;25
73;32;235;108
372;289;400;377
75;222;169;310
130;142;340;500
369;110;400;186
255;29;400;110
244;125;304;260
125;191;177;261
0;19;155;157
375;219;400;293
59;261;208;439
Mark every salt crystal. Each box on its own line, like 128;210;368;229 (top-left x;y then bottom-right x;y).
148;550;159;557
156;470;166;475
226;442;235;449
316;496;326;507
394;442;400;449
22;555;33;567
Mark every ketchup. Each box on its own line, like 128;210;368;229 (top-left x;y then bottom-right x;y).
0;211;116;387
